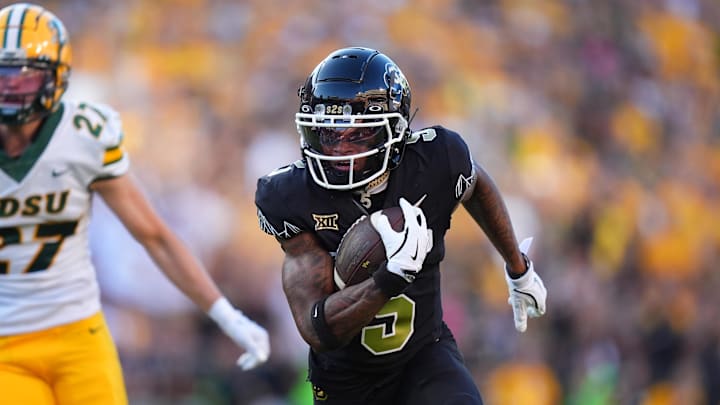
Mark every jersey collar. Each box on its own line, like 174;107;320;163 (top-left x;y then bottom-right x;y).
0;104;65;182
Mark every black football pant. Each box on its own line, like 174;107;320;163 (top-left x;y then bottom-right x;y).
308;327;483;405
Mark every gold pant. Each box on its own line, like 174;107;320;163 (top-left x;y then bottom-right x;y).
0;311;127;405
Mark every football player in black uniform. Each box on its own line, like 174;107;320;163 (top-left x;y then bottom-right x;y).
255;47;547;404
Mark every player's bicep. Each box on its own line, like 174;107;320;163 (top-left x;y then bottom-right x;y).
280;233;334;345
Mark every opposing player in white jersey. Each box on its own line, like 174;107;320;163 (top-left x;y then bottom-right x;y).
0;3;270;404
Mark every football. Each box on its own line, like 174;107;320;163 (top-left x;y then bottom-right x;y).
333;207;404;289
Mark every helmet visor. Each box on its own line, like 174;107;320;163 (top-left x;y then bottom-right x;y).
297;113;402;189
304;125;386;155
299;116;387;152
0;66;46;113
299;115;389;173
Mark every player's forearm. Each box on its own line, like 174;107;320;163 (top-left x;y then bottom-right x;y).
462;164;525;275
322;279;389;345
143;231;222;312
95;175;223;311
284;271;385;352
281;233;390;352
281;234;339;350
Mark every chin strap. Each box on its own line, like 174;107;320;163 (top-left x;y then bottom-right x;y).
355;171;390;209
366;171;390;192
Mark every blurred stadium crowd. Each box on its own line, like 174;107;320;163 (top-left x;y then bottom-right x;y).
18;0;720;403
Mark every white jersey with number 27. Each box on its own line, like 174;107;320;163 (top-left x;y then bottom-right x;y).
0;100;129;335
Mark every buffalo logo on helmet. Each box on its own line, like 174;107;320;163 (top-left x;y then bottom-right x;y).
384;63;409;111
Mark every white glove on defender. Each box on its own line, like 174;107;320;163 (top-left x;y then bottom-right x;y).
370;197;433;282
505;237;547;332
208;297;270;370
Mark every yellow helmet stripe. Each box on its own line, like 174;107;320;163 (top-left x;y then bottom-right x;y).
1;8;10;48
0;8;10;48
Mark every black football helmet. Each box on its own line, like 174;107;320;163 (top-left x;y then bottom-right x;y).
296;47;411;190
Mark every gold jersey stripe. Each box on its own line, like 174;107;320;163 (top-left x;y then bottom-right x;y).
103;146;124;166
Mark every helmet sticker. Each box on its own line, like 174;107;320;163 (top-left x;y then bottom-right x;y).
384;63;409;110
324;104;344;115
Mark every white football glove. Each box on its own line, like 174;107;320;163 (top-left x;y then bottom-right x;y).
370;197;433;282
505;237;547;332
208;297;270;370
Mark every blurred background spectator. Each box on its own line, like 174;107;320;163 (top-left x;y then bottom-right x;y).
16;0;720;403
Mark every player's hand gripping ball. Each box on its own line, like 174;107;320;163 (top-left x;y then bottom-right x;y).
333;207;403;289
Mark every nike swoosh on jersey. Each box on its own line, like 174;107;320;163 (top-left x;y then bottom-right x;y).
51;168;69;177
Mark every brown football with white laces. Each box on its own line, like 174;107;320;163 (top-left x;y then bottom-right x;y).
333;207;403;289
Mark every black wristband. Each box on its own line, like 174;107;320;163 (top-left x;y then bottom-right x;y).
311;297;343;350
373;267;410;298
506;252;531;279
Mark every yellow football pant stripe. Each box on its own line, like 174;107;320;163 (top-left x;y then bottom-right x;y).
0;311;128;405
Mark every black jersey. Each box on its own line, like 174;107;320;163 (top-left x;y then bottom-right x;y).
255;126;475;372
